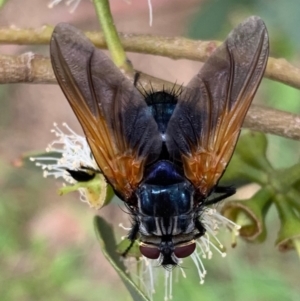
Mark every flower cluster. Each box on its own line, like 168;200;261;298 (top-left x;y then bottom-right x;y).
30;123;109;209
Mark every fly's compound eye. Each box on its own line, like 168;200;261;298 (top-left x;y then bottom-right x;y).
139;244;160;259
174;242;196;258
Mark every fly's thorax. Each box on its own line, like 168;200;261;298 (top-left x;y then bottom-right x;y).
136;181;196;235
135;180;199;261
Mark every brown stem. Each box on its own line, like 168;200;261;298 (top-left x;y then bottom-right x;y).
0;53;54;83
244;105;300;140
0;53;300;141
0;27;300;89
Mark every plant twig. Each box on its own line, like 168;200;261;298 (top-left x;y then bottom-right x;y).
0;53;53;83
0;27;300;90
0;53;300;141
92;0;131;71
244;105;300;140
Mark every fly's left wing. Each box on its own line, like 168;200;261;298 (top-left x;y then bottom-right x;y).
50;23;162;201
166;16;269;197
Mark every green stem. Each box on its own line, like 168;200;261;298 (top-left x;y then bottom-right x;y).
92;0;131;71
240;164;268;185
274;194;294;220
270;163;300;192
287;189;300;212
293;238;300;258
284;163;300;187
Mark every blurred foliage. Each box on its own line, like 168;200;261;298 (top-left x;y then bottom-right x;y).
189;0;300;58
0;0;7;9
94;216;148;301
261;79;300;168
0;160;129;301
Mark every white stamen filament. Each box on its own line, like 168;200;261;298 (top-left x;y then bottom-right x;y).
48;0;82;12
31;123;99;205
147;0;153;26
164;270;169;301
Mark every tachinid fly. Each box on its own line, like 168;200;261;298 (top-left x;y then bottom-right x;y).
50;16;269;267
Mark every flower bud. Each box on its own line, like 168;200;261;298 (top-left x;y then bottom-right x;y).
221;187;273;243
274;193;300;257
59;173;114;209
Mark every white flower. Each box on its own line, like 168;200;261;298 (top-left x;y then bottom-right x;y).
30;123;108;209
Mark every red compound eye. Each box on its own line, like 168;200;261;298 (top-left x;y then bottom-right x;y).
174;242;196;258
140;245;160;259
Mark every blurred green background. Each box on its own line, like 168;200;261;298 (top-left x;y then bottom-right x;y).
0;0;300;300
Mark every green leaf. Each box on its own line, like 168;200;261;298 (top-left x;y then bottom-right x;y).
93;216;149;301
116;238;141;259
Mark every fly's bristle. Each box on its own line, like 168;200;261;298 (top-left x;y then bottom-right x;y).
164;81;183;99
139;80;183;103
138;81;156;99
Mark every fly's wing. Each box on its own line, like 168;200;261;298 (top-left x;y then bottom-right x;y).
50;23;162;201
166;16;269;197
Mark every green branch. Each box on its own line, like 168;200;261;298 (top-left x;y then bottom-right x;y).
92;0;132;71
